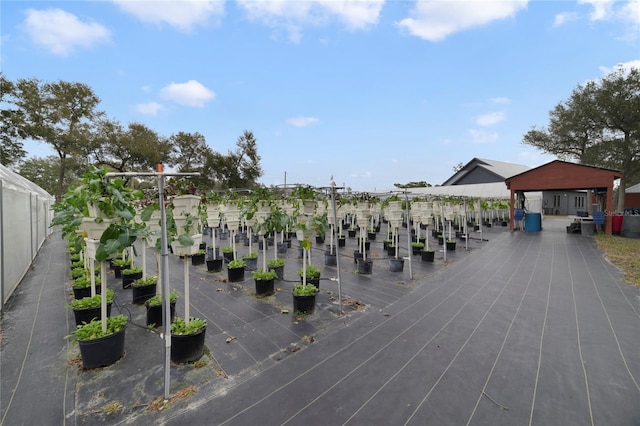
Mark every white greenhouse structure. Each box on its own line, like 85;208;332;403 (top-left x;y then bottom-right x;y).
0;164;55;312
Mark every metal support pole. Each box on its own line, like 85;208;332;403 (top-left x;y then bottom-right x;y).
330;180;342;314
405;191;412;280
158;173;172;401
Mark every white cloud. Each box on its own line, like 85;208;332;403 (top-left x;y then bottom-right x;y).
578;0;615;21
112;0;224;31
553;11;579;27
599;59;640;75
476;111;505;126
395;0;528;42
236;0;384;43
490;97;511;105
135;102;164;116
469;129;498;143
22;8;110;56
286;116;319;127
160;80;215;107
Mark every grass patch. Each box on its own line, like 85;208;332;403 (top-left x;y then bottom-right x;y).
594;234;640;288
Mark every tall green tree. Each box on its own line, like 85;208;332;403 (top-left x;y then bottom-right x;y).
13;78;102;201
18;155;85;196
523;65;640;210
90;119;172;172
0;74;27;166
212;130;263;189
169;131;217;189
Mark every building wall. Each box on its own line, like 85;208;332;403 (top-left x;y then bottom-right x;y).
625;193;640;208
542;191;589;215
453;168;501;185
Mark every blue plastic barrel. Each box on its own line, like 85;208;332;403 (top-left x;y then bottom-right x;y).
592;211;605;225
524;213;542;232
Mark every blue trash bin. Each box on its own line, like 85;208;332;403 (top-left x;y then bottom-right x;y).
524;213;542;232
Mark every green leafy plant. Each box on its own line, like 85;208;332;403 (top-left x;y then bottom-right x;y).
71;260;84;269
133;276;157;287
267;258;285;268
71;275;101;289
297;264;321;279
112;258;129;268
293;284;319;296
411;242;425;248
68;314;127;342
253;268;277;280
71;267;86;279
67;289;114;310
228;259;245;269
221;246;234;253
243;251;258;259
122;266;143;275
171;317;206;335
146;292;179;307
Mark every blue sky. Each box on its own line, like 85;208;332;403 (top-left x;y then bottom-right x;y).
1;0;638;191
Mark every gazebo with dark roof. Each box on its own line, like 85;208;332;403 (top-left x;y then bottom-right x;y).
505;160;622;234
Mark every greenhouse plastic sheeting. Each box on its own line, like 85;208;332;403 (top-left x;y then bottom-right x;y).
0;164;54;311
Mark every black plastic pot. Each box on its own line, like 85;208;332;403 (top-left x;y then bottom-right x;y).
206;258;223;272
292;293;316;314
243;257;258;271
421;250;435;263
348;230;356;238
72;285;101;300
299;276;320;289
227;266;245;283
357;259;373;274
270;265;284;280
78;325;126;370
113;265;124;279
446;241;456;251
191;253;205;266
338;237;346;247
122;271;142;289
367;232;376;241
145;301;176;327
354;250;364;264
255;278;275;296
389;258;405;272
324;252;337;266
222;251;234;262
72;303;112;327
132;283;157;305
171;326;206;364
